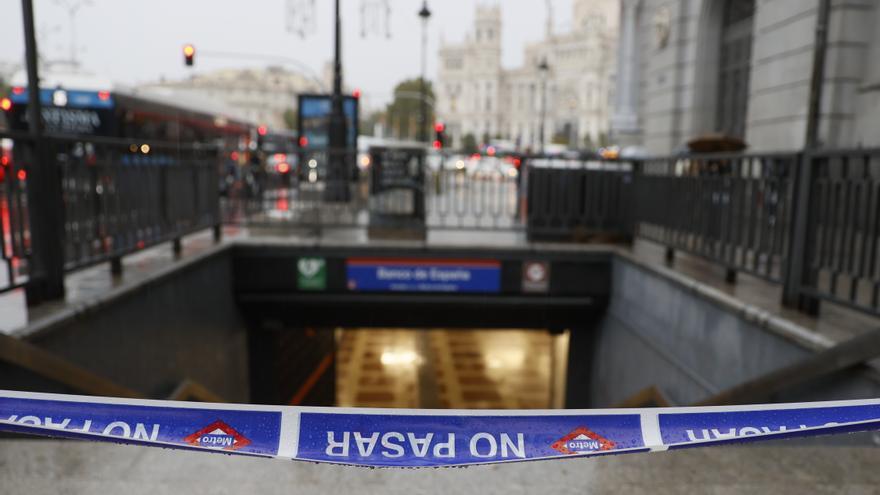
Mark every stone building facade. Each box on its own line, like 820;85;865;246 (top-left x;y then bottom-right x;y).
611;0;880;154
436;1;618;151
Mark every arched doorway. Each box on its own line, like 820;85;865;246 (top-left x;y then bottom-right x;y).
715;0;756;138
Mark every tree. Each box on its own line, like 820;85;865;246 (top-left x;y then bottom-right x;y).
385;78;435;141
282;109;297;131
461;133;477;154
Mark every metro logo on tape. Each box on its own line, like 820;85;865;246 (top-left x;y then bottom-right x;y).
550;427;616;454
184;420;251;451
296;412;644;466
0;396;281;456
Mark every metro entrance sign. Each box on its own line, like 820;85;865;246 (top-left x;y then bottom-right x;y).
346;258;501;293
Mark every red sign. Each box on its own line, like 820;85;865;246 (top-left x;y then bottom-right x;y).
184;420;251;451
550;427;615;455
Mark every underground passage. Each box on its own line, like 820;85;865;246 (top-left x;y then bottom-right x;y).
7;240;880;414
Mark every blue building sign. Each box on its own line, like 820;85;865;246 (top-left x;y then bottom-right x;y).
346;258;501;293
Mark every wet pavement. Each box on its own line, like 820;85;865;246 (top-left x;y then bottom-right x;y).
1;439;879;494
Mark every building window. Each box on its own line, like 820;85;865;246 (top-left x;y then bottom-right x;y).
716;0;755;138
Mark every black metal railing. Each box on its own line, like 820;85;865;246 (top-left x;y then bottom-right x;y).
526;157;635;240
8;131;880;320
0;131;222;293
224;153;633;235
788;148;880;315
632;148;880;319
0;132;33;292
222;149;367;229
224;151;531;231
54;135;221;272
634;152;798;282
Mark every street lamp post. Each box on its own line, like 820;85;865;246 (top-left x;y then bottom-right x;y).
537;57;550;155
418;1;431;143
22;0;66;303
325;0;350;201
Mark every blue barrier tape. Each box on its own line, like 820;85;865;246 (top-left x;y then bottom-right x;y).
2;390;879;467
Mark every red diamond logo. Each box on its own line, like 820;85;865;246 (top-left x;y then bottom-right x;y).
551;426;616;455
183;420;251;451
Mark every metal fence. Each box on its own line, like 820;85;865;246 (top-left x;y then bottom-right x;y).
634;152;798;282
223;152;634;236
0;131;221;293
0;132;32;292
789;148;880;315
9;134;880;320
55;135;221;272
526;157;635;240
223;150;531;231
632;148;880;319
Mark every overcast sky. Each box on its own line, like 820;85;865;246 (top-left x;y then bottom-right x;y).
1;0;578;108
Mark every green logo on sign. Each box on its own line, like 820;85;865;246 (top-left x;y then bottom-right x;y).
297;257;327;291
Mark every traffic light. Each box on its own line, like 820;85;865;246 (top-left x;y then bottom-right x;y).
433;122;445;150
183;44;195;67
256;125;267;150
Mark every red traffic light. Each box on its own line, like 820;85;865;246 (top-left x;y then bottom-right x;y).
352;88;362;98
434;122;445;133
183;44;195;67
432;140;442;149
257;125;268;136
299;136;309;148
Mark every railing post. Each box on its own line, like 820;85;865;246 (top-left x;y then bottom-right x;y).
782;152;820;315
172;238;182;258
623;159;642;241
664;246;675;265
110;257;123;277
211;147;223;243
